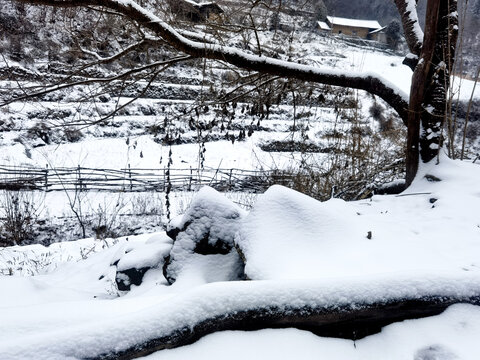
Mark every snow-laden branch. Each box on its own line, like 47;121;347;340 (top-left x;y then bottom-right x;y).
394;0;424;55
15;0;410;123
77;37;161;63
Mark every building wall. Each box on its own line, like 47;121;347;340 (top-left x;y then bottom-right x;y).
330;25;370;38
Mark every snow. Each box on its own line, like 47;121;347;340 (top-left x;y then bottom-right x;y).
1;271;480;359
0;157;479;359
368;26;387;35
326;16;382;30
165;187;245;283
236;157;480;281
405;0;425;43
236;185;362;280
317;21;331;31
115;234;172;271
142;304;480;360
1;1;480;358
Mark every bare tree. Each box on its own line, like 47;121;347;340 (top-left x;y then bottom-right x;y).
0;1;472;357
4;0;458;186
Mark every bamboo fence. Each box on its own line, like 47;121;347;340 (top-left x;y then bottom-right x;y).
0;164;295;193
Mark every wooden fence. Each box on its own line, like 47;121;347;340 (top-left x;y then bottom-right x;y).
0;165;295;193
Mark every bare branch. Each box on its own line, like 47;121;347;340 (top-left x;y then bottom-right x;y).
14;0;410;123
0;55;191;106
76;37;161;63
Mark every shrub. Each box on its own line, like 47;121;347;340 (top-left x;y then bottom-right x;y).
63;127;83;142
369;101;384;121
0;191;40;247
27;122;52;144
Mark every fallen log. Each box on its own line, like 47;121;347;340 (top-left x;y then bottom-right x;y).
92;294;480;360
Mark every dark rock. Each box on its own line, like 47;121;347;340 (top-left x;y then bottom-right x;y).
164;186;246;284
116;267;150;291
112;234;173;292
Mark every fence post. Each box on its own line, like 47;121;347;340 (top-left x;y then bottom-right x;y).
163;167;166;192
229;168;233;189
128;163;133;191
189;166;192;191
44;164;48;191
77;165;83;191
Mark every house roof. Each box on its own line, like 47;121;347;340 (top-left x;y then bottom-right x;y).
317;21;331;31
326;16;381;30
183;0;223;13
369;26;387;34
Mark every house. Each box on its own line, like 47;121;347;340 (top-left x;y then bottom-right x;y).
368;26;388;43
317;21;331;33
167;0;224;23
325;16;384;41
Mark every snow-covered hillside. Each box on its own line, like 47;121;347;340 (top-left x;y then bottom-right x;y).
1;2;480;359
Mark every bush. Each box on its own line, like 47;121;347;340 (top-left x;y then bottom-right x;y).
63;127;83;142
27;122;52;144
0;191;40;247
369;102;384;121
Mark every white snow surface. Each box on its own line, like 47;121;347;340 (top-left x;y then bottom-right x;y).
115;234;172;271
0;158;479;359
237;155;480;280
317;21;331;31
167;186;247;244
1;273;480;360
165;187;246;283
326;16;382;30
143;304;480;360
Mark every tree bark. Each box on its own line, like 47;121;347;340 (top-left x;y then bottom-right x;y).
404;0;458;185
405;0;441;185
419;0;458;166
393;0;424;55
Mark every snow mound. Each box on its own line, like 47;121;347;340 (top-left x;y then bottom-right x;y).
112;234;173;291
2;274;480;359
164;186;246;284
114;234;173;272
236;159;480;280
236;185;361;280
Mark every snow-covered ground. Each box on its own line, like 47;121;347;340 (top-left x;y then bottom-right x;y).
1;12;480;359
0;157;479;359
1;32;479;171
142;307;480;360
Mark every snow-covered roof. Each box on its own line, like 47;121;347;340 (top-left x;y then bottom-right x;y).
369;26;387;34
182;0;221;9
326;16;381;30
317;21;331;31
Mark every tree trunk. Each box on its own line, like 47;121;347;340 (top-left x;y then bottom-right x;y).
406;0;458;185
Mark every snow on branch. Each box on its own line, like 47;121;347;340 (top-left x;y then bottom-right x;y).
76;37;162;63
15;0;410;123
394;0;424;55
